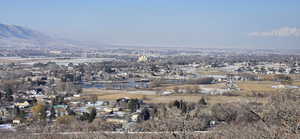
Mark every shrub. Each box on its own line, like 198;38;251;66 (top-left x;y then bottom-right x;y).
56;115;76;125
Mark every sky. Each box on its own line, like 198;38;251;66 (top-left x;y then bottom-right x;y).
1;0;300;49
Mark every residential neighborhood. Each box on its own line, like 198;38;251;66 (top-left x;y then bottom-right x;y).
1;1;300;138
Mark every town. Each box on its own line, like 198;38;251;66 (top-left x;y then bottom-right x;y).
1;1;300;138
1;47;300;138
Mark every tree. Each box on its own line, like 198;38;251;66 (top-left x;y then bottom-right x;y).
273;74;292;82
79;112;90;121
32;103;46;120
80;107;97;123
171;100;188;113
185;86;193;94
195;77;214;84
90;94;98;105
172;100;181;109
14;106;25;120
52;95;65;105
4;87;13;96
138;108;151;122
150;79;163;88
66;106;76;116
198;97;208;105
88;107;97;123
56;115;76;125
192;85;201;93
4;86;13;101
128;99;140;112
211;103;238;122
49;106;56;120
173;86;180;94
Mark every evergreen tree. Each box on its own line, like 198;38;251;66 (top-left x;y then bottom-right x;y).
88;107;97;123
49;106;56;119
128;99;140;112
139;108;150;122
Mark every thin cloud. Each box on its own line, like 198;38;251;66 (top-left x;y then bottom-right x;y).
249;27;300;37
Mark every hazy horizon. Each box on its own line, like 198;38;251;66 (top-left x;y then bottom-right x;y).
1;0;300;49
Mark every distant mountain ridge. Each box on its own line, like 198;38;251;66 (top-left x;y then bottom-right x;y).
0;23;94;49
0;23;50;40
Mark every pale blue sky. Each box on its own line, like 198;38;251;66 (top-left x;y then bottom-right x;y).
1;0;300;48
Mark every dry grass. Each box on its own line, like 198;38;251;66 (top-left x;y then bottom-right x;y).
149;83;227;93
146;94;251;104
289;74;300;80
82;88;268;105
0;132;251;139
97;93;156;101
198;71;227;75
83;88;128;94
83;88;158;101
196;67;228;75
163;85;199;90
292;81;300;86
0;58;52;64
82;80;281;105
237;81;281;94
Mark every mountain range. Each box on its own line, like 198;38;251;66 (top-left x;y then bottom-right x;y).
0;23;49;40
0;23;100;49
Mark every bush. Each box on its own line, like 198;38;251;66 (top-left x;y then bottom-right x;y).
222;92;240;96
193;77;214;84
250;92;270;98
211;103;238;122
56;115;76;125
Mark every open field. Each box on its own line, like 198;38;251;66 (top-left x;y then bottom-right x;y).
82;80;285;105
237;81;281;94
83;88;269;105
0;57;115;65
0;57;52;64
292;81;300;86
144;94;260;104
81;79;296;106
161;83;227;90
197;70;227;76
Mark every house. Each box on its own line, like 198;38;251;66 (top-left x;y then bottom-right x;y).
272;85;286;89
73;94;80;97
86;101;104;107
130;113;140;122
106;118;127;124
0;108;9;119
116;97;131;109
12;119;21;124
15;100;30;108
103;107;113;113
102;107;120;113
53;105;68;117
162;91;173;95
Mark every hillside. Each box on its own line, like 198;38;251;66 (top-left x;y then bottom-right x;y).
0;23;89;49
0;23;49;40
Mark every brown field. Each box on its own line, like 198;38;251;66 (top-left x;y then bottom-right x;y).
198;70;227;75
237;81;281;94
82;80;287;105
83;88;157;100
145;94;258;104
82;88;268;105
162;83;226;90
292;81;300;86
0;58;51;64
